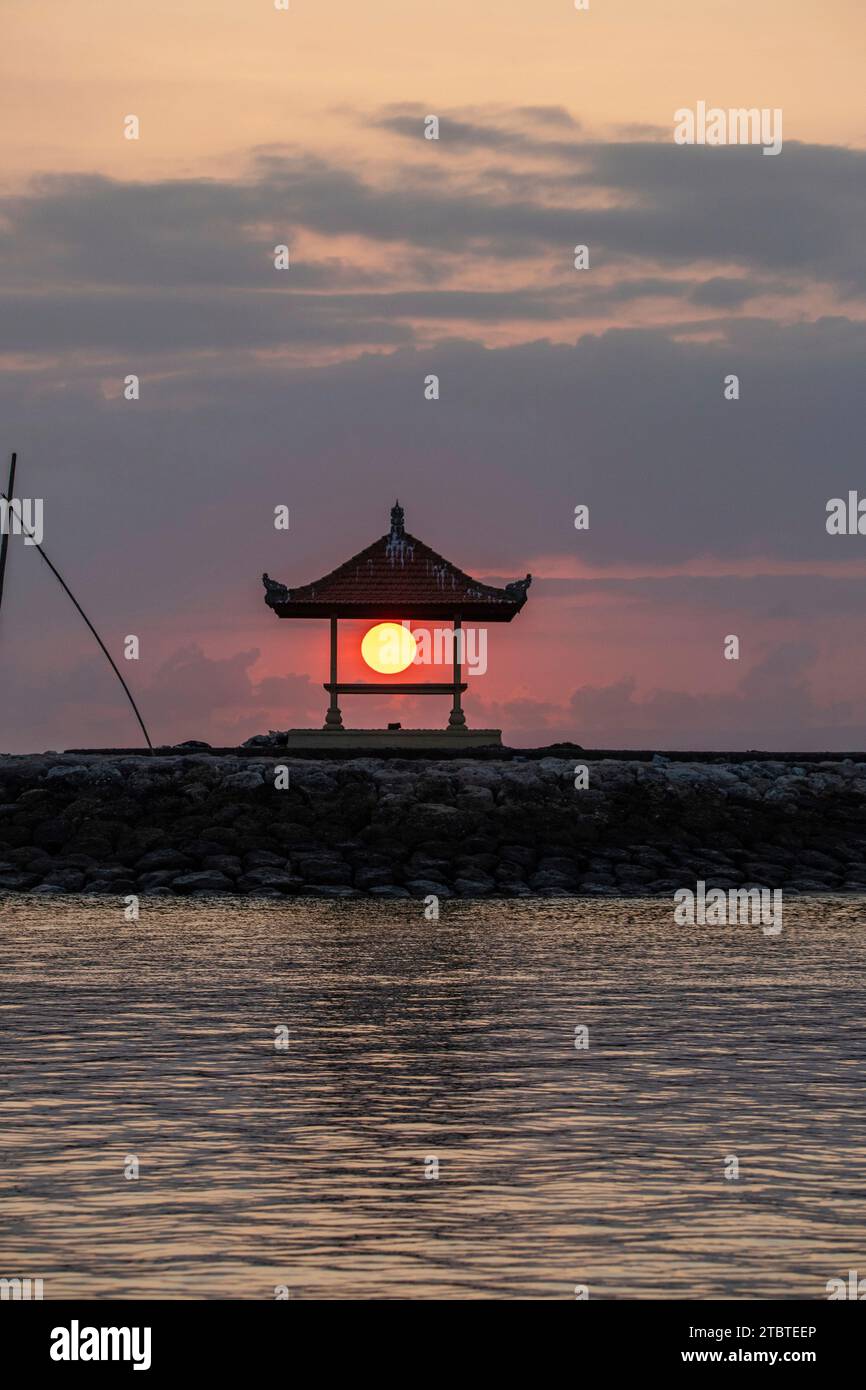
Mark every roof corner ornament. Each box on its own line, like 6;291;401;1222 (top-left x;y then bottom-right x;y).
505;573;532;603
390;499;405;538
262;572;290;606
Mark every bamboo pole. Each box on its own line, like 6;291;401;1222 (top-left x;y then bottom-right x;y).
0;484;154;751
0;451;17;613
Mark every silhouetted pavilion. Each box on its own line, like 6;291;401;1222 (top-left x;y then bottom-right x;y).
262;502;530;745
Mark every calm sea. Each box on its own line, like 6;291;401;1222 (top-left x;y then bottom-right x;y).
1;894;864;1300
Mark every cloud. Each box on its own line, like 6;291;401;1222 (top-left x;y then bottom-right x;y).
688;276;792;308
3;319;866;584
0;643;323;751
562;642;858;749
467;643;861;751
3;122;864;325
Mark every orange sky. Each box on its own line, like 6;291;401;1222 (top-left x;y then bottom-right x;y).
2;0;864;188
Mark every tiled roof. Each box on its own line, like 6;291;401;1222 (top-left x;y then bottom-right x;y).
263;504;530;622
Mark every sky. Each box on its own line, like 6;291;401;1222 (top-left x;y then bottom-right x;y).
1;0;865;752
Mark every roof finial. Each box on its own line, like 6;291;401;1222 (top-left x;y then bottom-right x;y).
390;499;405;537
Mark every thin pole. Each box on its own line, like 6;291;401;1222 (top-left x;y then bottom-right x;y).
0;452;17;612
0;487;154;751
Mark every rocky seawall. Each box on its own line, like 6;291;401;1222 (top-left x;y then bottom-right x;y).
1;751;866;899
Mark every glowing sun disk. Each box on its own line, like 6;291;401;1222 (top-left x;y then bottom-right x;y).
361;622;417;674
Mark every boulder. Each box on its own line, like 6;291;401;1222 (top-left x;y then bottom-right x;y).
530;870;578;892
305;885;361;898
294;856;352;885
0;872;41;890
223;769;266;791
202;855;244;878
137;871;179;891
136;849;195;871
40;869;86;891
453;876;494;896
353;866;397;890
243;850;287;869
237;870;302;893
172;871;235;894
404;879;453;898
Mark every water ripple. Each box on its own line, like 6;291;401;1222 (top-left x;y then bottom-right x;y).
0;894;864;1299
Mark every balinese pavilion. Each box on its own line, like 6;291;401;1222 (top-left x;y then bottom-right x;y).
262;502;530;749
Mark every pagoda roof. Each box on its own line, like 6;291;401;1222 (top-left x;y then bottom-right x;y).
263;502;531;622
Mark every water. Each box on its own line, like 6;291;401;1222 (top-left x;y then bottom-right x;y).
1;894;864;1300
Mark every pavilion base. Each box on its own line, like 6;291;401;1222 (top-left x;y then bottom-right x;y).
280;727;502;751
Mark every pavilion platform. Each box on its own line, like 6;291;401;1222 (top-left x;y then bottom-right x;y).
278;727;503;751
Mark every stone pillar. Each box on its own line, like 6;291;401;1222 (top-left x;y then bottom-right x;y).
325;615;343;728
448;614;466;728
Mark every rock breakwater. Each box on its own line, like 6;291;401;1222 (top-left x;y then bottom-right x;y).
1;752;865;899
